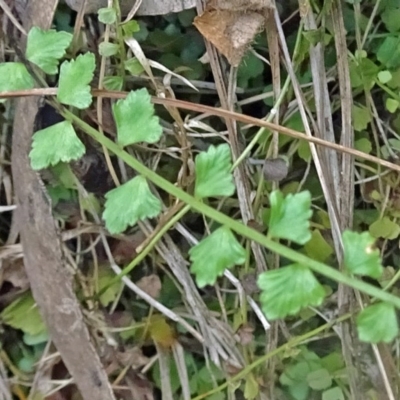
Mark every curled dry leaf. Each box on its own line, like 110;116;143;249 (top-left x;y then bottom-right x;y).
136;274;162;299
263;157;289;181
115;346;149;369
111;231;146;264
1;258;29;289
247;219;265;233
194;0;274;66
236;323;255;346
241;272;260;295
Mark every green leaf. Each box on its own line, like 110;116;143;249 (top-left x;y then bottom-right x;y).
97;264;123;306
0;63;34;101
103;76;123;91
354;137;372;154
356;302;398;343
382;8;400;33
349;58;379;89
194;144;235;198
112;89;162;146
102;176;162;234
99;42;119;57
268;190;312;244
298;140;311;162
352;105;371;131
280;361;311;400
1;292;46;336
369;217;400;240
304;230;333;262
26;27;72;74
189;226;246;287
321;352;345;374
286;380;309;400
98;7;116;24
386;98;399;113
307;368;332;391
57;53;95;109
23;331;49;346
342;230;382;278
258;264;325;320
322;387;345;400
377;37;400;69
29;121;85;170
237;52;264;88
125;57;145;75
377;70;392;84
244;374;259;400
121;20;140;37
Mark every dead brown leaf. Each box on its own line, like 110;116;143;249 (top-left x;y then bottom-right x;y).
194;10;264;67
1;258;29;289
136;274;161;299
111;232;145;264
194;0;273;66
236;323;255;346
115;347;149;369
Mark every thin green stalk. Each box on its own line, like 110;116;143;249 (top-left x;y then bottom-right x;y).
63;109;400;309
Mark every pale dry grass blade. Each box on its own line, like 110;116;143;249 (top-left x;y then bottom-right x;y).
125;38;157;88
145;226;245;368
302;9;340;204
0;0;26;35
172;342;191;400
224;270;270;331
0;355;12;400
331;2;364;398
264;4;282;394
148;60;198;92
272;7;343;247
75;182;204;342
155;344;173;400
123;0;143;22
195;0;267;272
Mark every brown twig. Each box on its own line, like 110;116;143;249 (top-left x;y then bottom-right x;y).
11;1;115;399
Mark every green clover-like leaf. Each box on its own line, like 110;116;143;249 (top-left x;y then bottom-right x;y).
342;230;382;278
103;76;123;91
112;89;162;146
98;7;117;24
194;144;235;198
102;176;162;234
356;302;398;343
0;63;34;102
258;264;325;320
307;368;332;391
99;42;119;57
57;53;95;109
97;265;123;307
1;292;46;336
377;37;400;70
369;217;400;240
29;121;85;170
26;27;72;74
322;387;344;400
268;190;312;244
189;226;246;287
